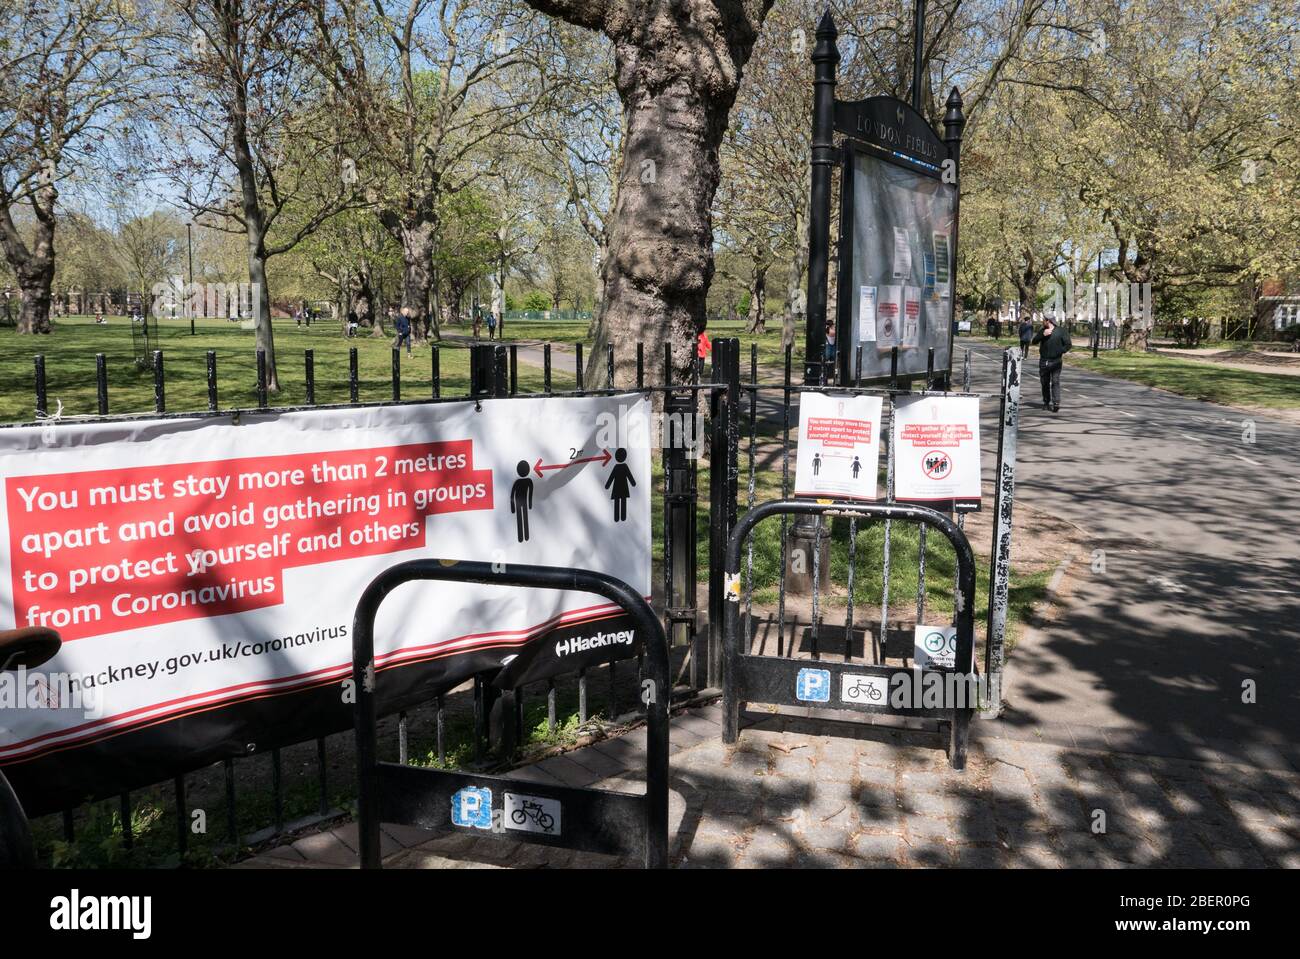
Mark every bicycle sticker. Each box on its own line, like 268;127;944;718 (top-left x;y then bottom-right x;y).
840;673;889;706
503;792;562;836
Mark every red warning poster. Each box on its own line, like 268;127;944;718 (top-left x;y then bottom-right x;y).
891;395;982;511
0;396;651;809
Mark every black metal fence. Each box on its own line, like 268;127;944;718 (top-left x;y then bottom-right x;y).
4;337;724;865
2;334;1018;865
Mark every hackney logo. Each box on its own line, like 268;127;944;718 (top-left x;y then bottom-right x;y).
555;628;635;658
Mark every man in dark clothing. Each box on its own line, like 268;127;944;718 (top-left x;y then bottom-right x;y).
395;308;412;356
1018;316;1034;359
1031;315;1072;411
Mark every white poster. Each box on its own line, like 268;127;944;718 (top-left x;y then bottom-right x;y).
876;284;902;352
0;395;652;767
902;285;922;349
924;298;947;340
858;285;878;343
892;227;912;279
891;394;982;510
794;392;883;501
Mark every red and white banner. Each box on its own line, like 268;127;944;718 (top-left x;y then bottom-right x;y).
0;395;650;793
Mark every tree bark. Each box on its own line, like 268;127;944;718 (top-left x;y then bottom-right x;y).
229;66;279;392
746;261;767;334
530;0;774;386
388;217;436;342
783;197;810;351
0;187;56;335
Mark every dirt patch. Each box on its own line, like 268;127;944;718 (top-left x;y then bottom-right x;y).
1154;347;1300;376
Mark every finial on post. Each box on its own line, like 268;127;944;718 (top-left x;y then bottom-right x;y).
813;9;840;65
943;86;966;144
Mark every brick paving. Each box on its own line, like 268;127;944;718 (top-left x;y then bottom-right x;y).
234;702;1300;869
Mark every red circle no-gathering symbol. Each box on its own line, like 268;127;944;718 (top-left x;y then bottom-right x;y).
922;450;951;480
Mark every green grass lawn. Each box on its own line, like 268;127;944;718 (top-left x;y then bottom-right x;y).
1066;350;1300;410
0;315;811;424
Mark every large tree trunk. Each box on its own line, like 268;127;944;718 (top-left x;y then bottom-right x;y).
351;268;375;333
599;76;728;384
246;234;278;392
0;196;55;335
231;84;279;393
783;194;810;351
546;0;772;388
398;219;436;341
16;263;54;335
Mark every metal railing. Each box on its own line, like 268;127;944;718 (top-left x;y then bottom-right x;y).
352;559;669;868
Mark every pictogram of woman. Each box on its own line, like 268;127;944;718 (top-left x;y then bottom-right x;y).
605;448;636;522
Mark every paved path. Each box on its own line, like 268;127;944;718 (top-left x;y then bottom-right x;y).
967;344;1300;771
237;703;1299;869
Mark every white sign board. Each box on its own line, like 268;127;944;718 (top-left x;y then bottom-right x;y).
891;394;981;511
0;396;651;777
794;393;882;501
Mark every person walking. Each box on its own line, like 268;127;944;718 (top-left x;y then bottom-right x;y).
395;307;413;357
824;320;837;381
1031;314;1072;412
1018;314;1033;359
486;309;497;341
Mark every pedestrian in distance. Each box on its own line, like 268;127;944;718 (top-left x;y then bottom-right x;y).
486;310;497;341
1031;314;1072;412
395;308;413;357
1019;314;1033;359
824;320;837;375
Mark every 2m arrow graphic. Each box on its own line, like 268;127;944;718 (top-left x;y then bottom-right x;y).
534;449;612;478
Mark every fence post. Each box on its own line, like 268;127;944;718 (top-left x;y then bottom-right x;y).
256;350;268;409
153;351;165;413
95;353;109;415
205;351;218;411
707;337;740;689
469;343;496;398
663;344;697;655
984;349;1021;716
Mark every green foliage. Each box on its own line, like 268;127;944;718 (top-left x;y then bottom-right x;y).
521;290;551;311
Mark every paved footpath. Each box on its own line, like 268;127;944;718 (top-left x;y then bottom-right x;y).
237;344;1299;869
239;703;1300;869
967;343;1300;772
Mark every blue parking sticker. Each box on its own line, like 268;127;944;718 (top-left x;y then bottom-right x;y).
450;786;493;830
796;667;831;702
